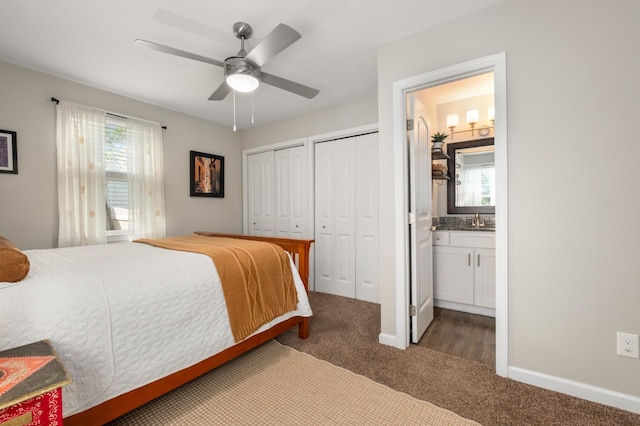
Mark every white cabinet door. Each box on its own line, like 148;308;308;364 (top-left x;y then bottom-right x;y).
433;246;474;305
474;248;496;308
433;231;495;316
247;151;275;236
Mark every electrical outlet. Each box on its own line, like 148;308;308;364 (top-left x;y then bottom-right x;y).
616;332;639;359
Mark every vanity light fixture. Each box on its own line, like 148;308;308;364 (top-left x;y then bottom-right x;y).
446;113;459;137
445;106;495;138
466;109;479;135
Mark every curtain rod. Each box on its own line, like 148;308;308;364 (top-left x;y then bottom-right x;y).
51;97;167;130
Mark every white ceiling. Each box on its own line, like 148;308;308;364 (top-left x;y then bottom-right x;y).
0;0;504;130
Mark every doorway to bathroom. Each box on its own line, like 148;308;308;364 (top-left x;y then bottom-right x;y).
410;73;496;365
395;53;508;375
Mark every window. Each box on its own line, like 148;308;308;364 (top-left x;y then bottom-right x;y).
105;117;129;240
56;100;166;247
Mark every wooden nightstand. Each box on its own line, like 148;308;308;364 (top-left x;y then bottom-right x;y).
0;341;72;426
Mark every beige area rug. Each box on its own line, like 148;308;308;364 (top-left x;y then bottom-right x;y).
108;340;479;425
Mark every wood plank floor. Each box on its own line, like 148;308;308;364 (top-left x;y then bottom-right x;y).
416;308;495;367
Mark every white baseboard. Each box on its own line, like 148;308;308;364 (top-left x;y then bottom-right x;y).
509;366;640;415
379;333;403;349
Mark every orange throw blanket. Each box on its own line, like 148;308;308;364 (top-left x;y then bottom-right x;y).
135;235;298;342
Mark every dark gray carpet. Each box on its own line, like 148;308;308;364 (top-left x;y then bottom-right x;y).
277;291;640;426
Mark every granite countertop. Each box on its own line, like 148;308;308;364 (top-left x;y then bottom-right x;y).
432;216;496;232
433;225;495;232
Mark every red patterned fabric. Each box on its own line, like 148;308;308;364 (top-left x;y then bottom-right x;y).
0;388;63;426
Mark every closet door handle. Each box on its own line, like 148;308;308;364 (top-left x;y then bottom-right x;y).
468;253;471;266
477;254;480;267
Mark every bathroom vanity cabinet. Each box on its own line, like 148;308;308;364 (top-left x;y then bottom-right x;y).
433;230;496;317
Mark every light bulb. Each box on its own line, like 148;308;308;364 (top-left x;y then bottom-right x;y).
226;74;259;93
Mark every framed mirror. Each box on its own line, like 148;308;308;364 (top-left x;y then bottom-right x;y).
447;138;495;214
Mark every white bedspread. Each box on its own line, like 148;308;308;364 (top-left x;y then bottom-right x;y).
0;242;312;417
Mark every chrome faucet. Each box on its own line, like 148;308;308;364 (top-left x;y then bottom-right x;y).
471;213;485;228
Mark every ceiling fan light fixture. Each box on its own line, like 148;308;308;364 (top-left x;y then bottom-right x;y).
226;71;260;93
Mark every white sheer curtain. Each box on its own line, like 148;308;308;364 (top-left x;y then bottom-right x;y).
459;164;495;207
461;165;483;206
56;101;107;247
126;119;166;239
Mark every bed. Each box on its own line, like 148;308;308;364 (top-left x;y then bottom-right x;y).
0;232;313;425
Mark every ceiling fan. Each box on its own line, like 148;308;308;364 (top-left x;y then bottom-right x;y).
135;22;319;101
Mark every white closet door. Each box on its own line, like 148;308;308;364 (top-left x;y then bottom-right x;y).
287;145;308;239
333;139;356;297
315;138;356;298
354;133;378;303
274;149;291;238
314;141;336;295
274;146;309;239
247;151;275;236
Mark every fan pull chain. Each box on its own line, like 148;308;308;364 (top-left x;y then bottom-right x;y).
233;90;237;132
251;91;255;125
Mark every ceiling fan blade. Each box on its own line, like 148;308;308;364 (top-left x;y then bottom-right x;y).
208;82;231;101
134;39;225;68
261;72;319;99
244;24;301;67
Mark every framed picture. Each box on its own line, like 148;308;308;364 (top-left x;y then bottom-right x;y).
0;129;17;174
190;150;224;197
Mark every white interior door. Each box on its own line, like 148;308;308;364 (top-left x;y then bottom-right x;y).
409;95;434;343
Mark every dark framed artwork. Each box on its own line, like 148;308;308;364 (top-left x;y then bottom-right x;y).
0;129;17;174
190;150;224;197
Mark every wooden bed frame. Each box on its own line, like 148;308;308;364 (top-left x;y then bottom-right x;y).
64;233;314;426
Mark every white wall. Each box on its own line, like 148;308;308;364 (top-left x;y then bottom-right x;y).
239;94;378;149
377;0;640;401
0;61;243;249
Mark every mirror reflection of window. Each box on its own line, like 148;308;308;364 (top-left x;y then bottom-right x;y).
455;147;495;207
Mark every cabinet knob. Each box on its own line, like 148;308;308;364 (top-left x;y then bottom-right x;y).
435;236;440;240
295;224;299;228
